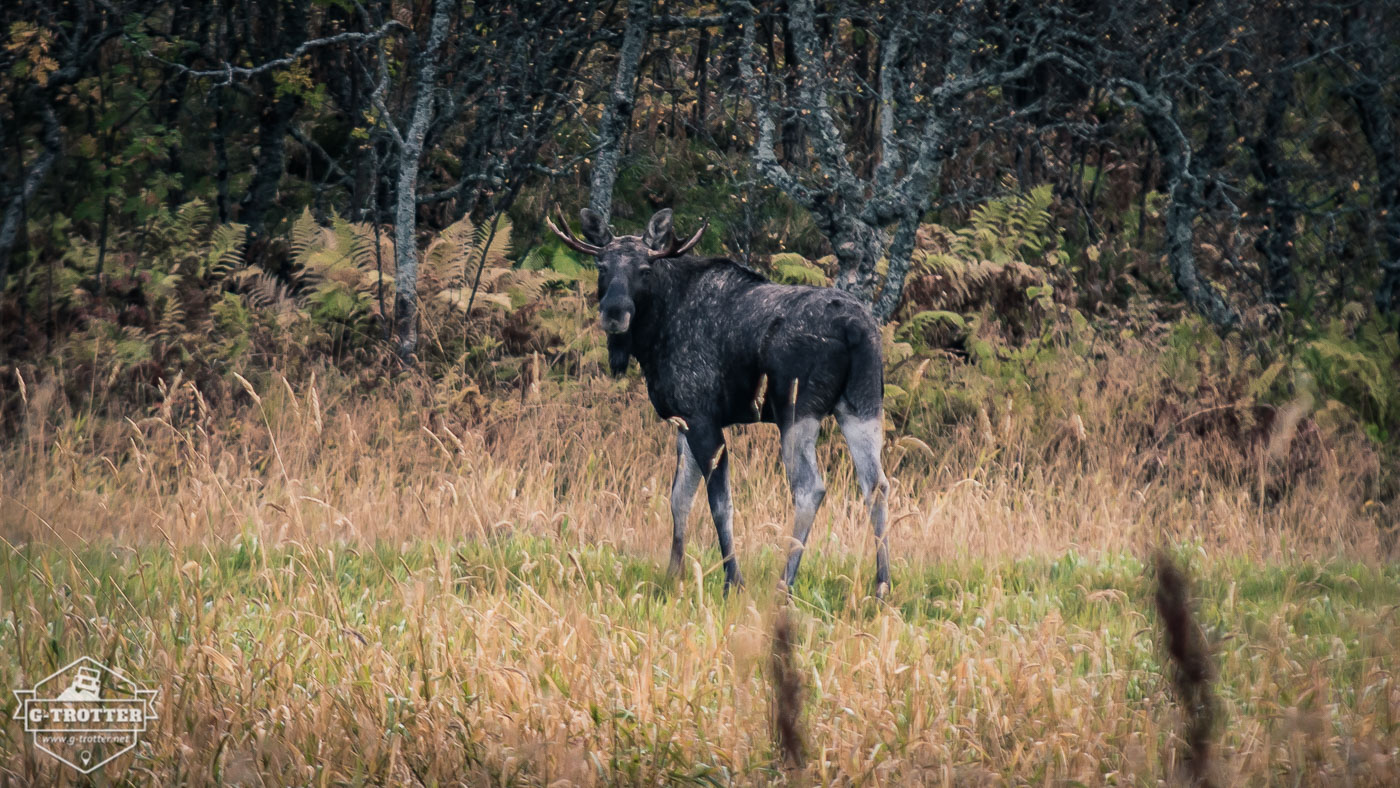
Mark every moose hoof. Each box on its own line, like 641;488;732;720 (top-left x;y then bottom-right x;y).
875;581;890;601
722;573;746;597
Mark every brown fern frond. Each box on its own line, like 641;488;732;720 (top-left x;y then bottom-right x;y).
232;267;293;310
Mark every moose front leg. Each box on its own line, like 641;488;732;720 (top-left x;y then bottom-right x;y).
668;430;702;579
686;425;745;594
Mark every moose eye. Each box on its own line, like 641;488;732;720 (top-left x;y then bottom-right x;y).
638;265;652;279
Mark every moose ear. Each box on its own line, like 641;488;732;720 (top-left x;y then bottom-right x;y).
644;209;675;252
579;209;612;247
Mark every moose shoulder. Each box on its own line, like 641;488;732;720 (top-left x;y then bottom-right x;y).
549;207;891;598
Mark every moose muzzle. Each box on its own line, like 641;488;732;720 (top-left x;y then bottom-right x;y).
599;279;634;334
599;299;633;333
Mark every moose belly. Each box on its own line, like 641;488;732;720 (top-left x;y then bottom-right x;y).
641;365;773;427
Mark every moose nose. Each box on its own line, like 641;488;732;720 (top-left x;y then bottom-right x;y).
599;301;633;333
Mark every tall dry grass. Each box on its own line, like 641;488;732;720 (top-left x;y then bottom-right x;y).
1;333;1388;563
1;341;1397;785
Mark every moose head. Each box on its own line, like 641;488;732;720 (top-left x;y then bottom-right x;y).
546;207;707;335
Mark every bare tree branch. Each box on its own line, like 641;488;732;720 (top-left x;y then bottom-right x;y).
127;20;407;86
650;13;726;30
1112;76;1240;329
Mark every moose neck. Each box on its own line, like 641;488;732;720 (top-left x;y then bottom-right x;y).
611;257;707;375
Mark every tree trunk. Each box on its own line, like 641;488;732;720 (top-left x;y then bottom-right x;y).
692;26;710;132
239;0;310;259
212;88;233;223
830;216;885;301
1253;70;1296;306
588;0;651;226
0;105;61;287
1161;177;1239;329
240;92;302;256
1351;76;1400;313
779;6;806;168
392;0;453;361
1137;90;1240;329
873;212;922;321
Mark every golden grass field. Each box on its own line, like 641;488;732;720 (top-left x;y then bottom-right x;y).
2;345;1398;785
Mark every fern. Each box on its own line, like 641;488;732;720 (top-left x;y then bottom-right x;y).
152;200;212;254
907;184;1069;344
422;215;473;290
343;220;386;278
205;223;247;281
276;211;395;332
880;323;915;366
154;290;186;339
897;310;968;353
477;215;513;270
1300;318;1398;438
437;289;514;313
289;208;325;267
770;253;829;286
112;326;154;364
902;310;966;334
230;267;292;310
423;215;513;289
421;216;538;318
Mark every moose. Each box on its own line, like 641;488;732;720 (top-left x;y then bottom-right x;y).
548;207;892;598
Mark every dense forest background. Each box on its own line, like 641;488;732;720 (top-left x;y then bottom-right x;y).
2;0;1398;467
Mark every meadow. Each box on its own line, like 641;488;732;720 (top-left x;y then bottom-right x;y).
5;0;1400;782
2;343;1397;786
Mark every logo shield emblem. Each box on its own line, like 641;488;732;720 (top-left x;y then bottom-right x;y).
12;657;159;774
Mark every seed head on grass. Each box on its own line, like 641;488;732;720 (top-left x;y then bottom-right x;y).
752;373;768;417
1154;550;1219;788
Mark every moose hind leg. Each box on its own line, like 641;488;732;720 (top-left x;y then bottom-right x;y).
838;405;891;598
686;426;745;594
668;431;703;578
779;417;825;593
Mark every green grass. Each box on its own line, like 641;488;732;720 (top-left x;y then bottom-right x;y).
6;537;1395;680
3;536;1397;784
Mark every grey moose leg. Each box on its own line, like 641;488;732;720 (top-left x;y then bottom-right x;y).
686;425;745;594
837;405;891;599
778;416;826;593
668;430;702;578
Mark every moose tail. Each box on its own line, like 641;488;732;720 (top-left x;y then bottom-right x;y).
840;321;885;420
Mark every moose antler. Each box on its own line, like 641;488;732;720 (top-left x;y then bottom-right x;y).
648;218;709;259
545;205;602;256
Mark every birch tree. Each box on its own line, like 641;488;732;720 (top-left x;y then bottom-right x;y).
587;0;652;227
584;3;729;228
737;0;1081;321
366;0;452;361
1112;77;1241;329
362;0;609;359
